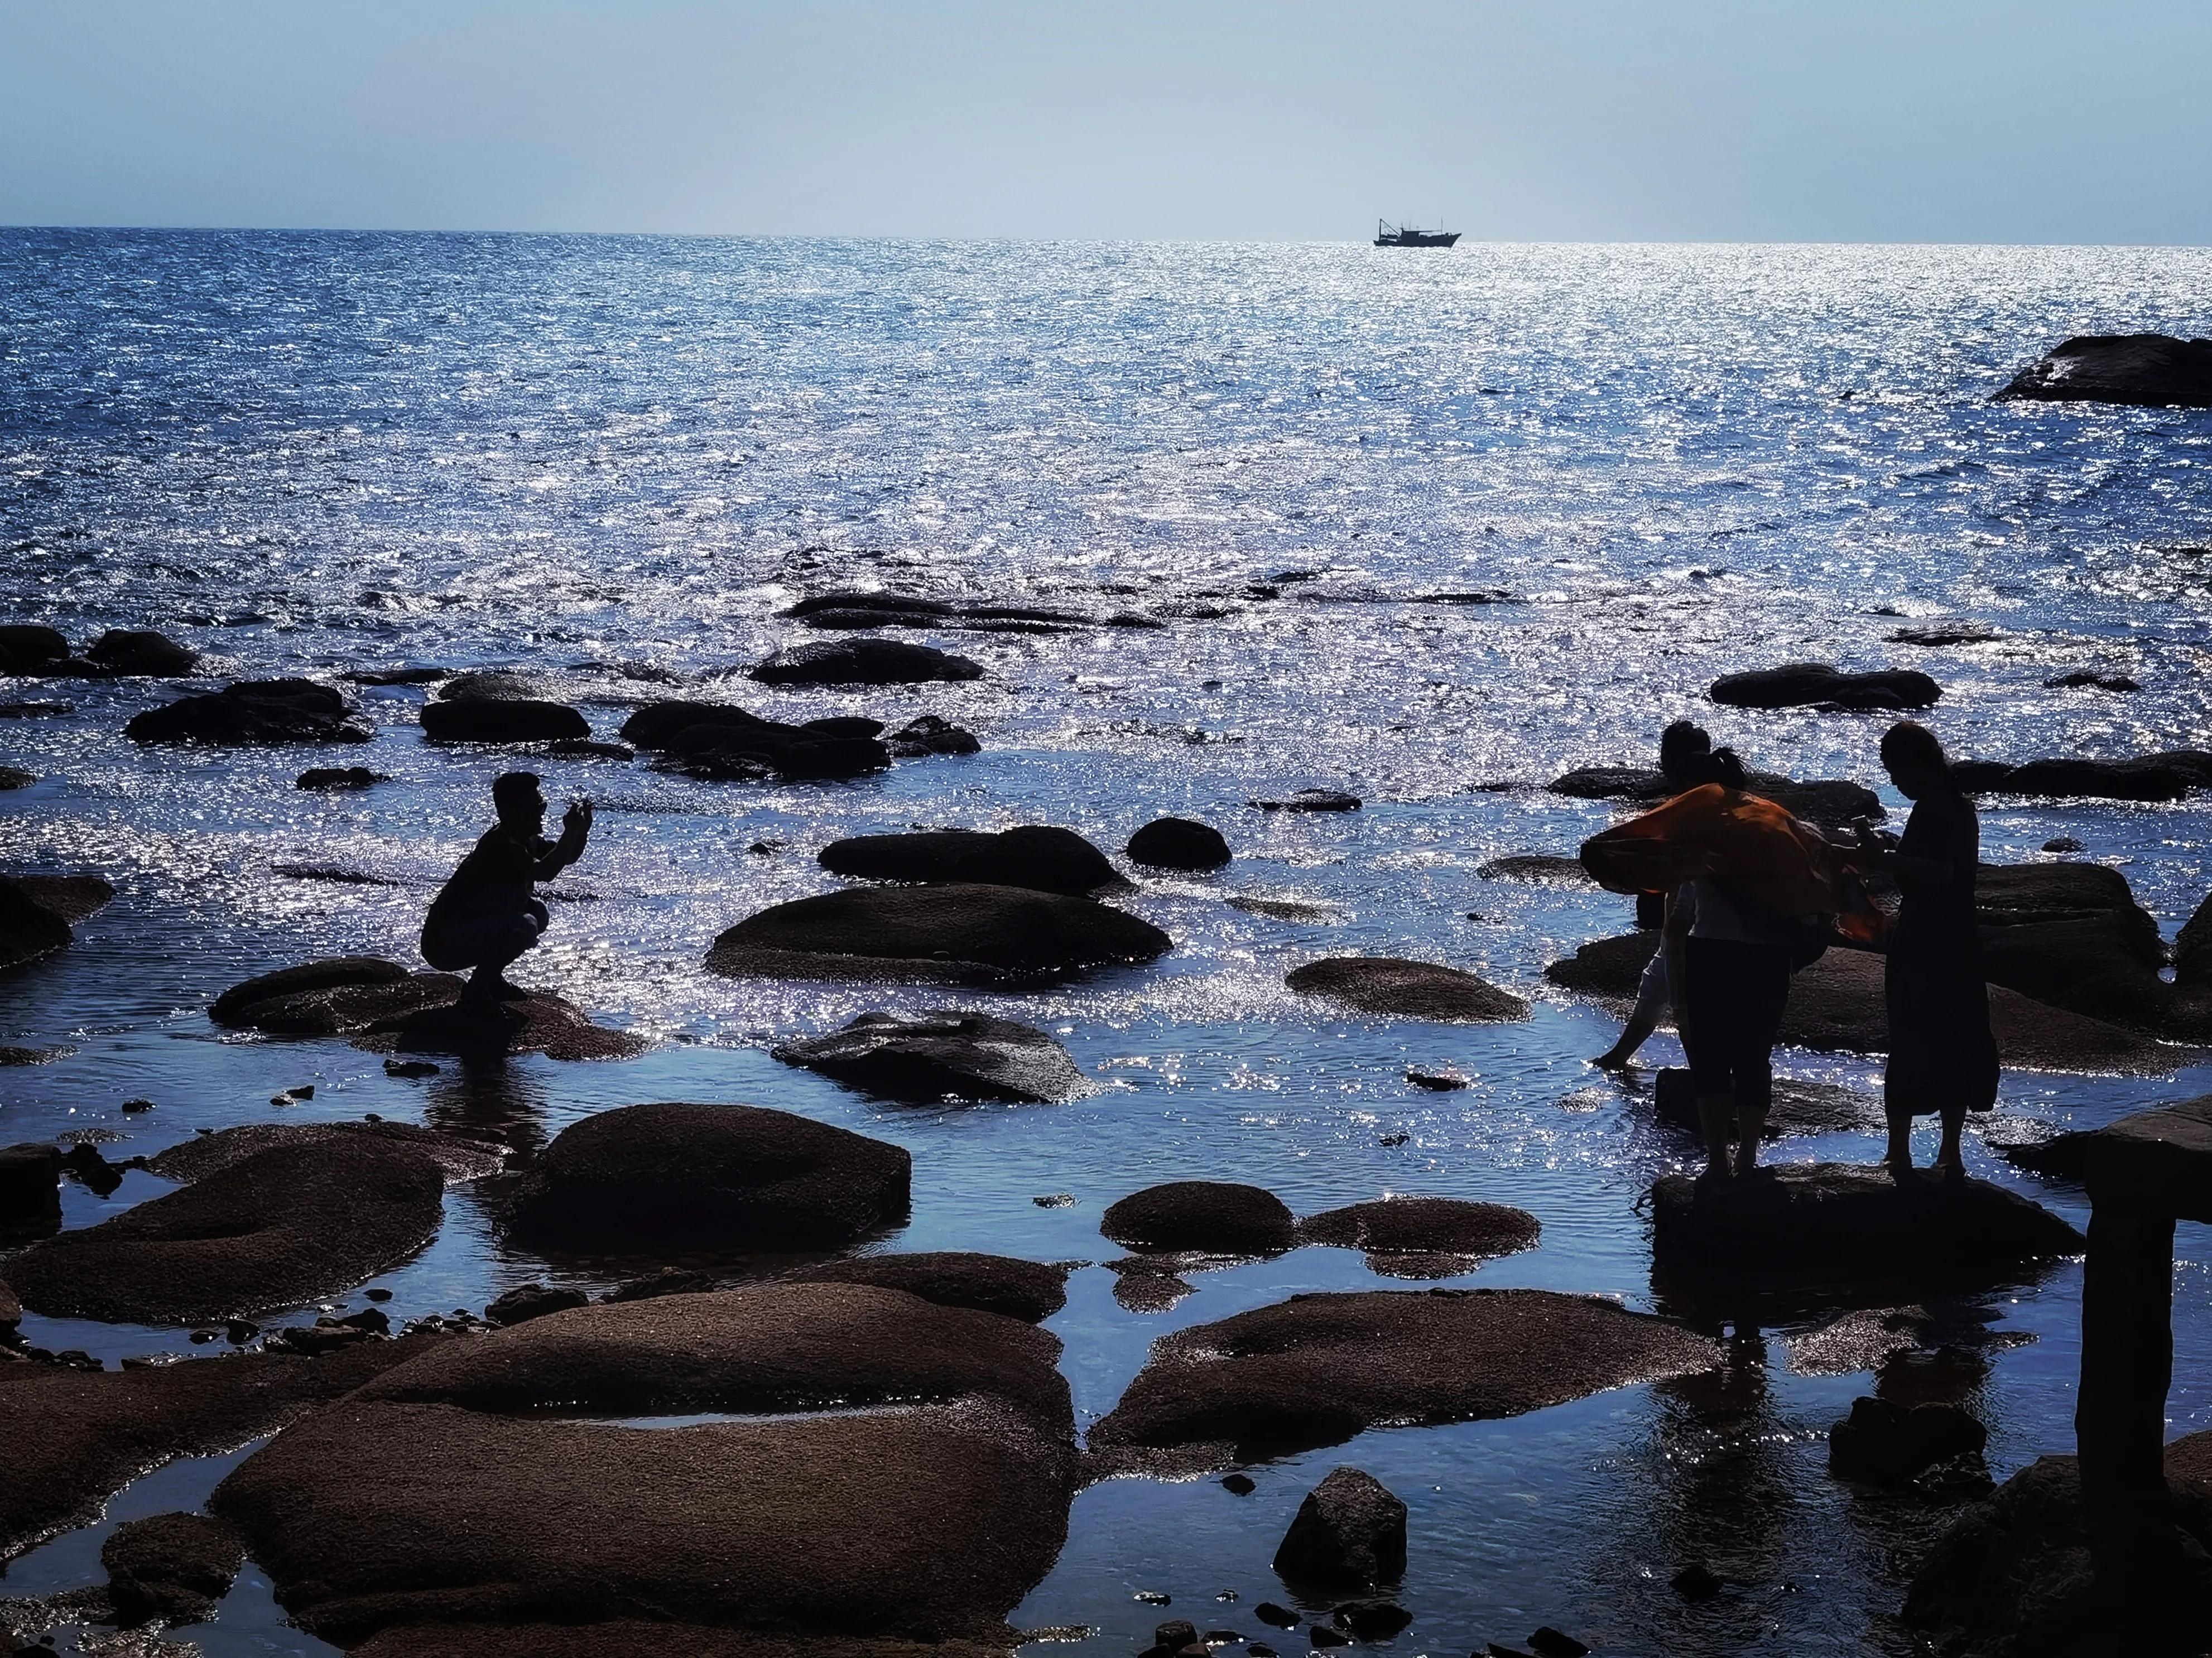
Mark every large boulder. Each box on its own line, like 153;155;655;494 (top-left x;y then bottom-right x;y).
1649;1164;2083;1287
619;698;889;782
1994;333;2212;408
1296;1197;1541;1278
772;1010;1089;1103
6;1137;448;1324
1709;663;1940;711
2;871;115;972
1128;817;1232;871
749;638;984;686
420;698;590;744
212;957;643;1060
0;1336;446;1564
818;826;1123;895
1087;1288;1716;1474
146;1121;505;1186
1549;765;1883;828
506;1103;911;1252
102;1511;246;1626
210;956;432;1030
1953;756;2199;802
85;628;199;676
209;1284;1076;1647
1974;863;2174;1031
126;679;372;745
1272;1467;1406;1592
0;623;70;674
1287;957;1529;1022
786;1252;1070;1323
1103;1181;1298;1255
706;884;1172;986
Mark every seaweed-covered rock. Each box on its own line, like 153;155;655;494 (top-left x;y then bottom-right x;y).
1103;1182;1297;1256
1128;817;1232;871
86;629;199;677
1272;1467;1406;1591
1709;663;1940;711
1650;1164;2083;1286
772;1010;1088;1104
1287;958;1528;1023
102;1511;246;1626
819;826;1123;895
706;884;1171;986
507;1102;911;1252
210;1284;1076;1647
1994;333;2212;408
6;1137;448;1324
420;698;590;744
127;679;372;746
787;1252;1070;1324
1296;1197;1540;1276
1087;1288;1716;1474
750;638;985;686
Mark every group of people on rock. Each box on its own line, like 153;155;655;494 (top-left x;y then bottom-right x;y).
1595;718;1997;1186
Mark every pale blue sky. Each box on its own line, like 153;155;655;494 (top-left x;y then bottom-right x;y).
3;1;2206;242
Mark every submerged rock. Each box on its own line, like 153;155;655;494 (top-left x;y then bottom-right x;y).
773;1010;1089;1103
1287;957;1529;1023
782;589;1094;633
1252;788;1361;812
1296;1197;1541;1277
126;679;372;745
1128;816;1233;871
1828;1396;1987;1486
419;698;590;744
1103;1181;1298;1256
210;1283;1077;1648
1089;1288;1715;1474
86;629;199;677
750;637;985;686
788;1252;1071;1324
1649;1164;2083;1286
1709;663;1941;711
102;1511;246;1626
706;883;1171;986
819;825;1124;895
1272;1467;1407;1592
506;1102;911;1252
6;1136;448;1324
0;766;32;790
1994;333;2212;408
296;765;389;791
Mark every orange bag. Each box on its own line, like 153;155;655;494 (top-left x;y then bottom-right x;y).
1578;783;1884;943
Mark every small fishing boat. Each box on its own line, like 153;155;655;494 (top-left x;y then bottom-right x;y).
1373;219;1460;248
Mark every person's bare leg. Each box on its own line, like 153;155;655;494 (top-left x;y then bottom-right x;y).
1595;1006;1658;1069
1884;1106;1917;1179
1697;1091;1735;1183
1734;1066;1770;1176
1934;1103;1968;1181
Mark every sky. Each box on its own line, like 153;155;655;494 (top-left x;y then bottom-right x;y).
2;1;2208;243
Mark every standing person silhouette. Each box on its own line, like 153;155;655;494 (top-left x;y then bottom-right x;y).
1594;719;1715;1069
421;772;593;1011
1850;722;1996;1180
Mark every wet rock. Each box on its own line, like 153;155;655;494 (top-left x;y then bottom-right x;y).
1272;1468;1406;1590
1973;862;2172;1030
1253;1602;1297;1626
273;862;399;886
1890;624;1999;647
1547;765;1883;828
1331;1601;1413;1640
1542;930;1658;997
485;1284;592;1327
1251;788;1360;812
1650;1164;2083;1288
2;873;114;973
350;665;449;686
1953;755;2198;802
210;1283;1076;1647
706;884;1172;986
1993;1130;2093;1182
1829;1395;1987;1486
2042;836;2085;854
1670;1564;1723;1602
1225;1474;1259;1497
1088;1288;1716;1473
1107;1260;1196;1313
783;589;1093;633
887;713;981;756
296;765;389;791
420;698;590;744
1994;332;2212;408
751;637;985;686
819;826;1125;895
102;1511;245;1626
210;957;459;1035
618;698;892;781
0;624;70;674
0;698;71;717
0;1277;18;1332
0;1044;58;1066
126;679;373;745
1229;895;1340;922
1406;1067;1468;1091
1103;1182;1297;1255
0;767;31;790
1153;1620;1200;1651
435;671;550;702
601;1266;723;1303
507;1102;911;1252
0;1142;61;1242
1476;854;1594;885
7;1136;448;1324
1128;817;1232;871
0;1335;445;1563
773;1010;1089;1104
787;1252;1070;1324
1651;1067;1885;1139
86;629;199;677
2045;670;2140;693
1528;1630;1590;1658
1287;958;1528;1023
1709;663;1940;711
352;988;647;1062
1309;1628;1350;1649
1296;1197;1540;1277
61;1142;124;1196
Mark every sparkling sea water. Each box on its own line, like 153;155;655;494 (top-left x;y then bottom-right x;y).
3;231;2211;1655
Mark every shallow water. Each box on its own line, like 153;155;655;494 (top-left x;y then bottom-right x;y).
2;233;2211;1656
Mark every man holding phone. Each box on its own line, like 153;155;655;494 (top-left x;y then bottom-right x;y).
421;771;593;1011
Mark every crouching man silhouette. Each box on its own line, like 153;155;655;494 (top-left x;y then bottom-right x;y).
421;772;592;1011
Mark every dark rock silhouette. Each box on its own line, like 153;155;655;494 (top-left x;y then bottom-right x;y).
1650;1164;2083;1286
783;589;1093;633
0;1335;446;1564
1128;817;1232;871
1543;929;1660;998
1087;1288;1715;1474
1477;853;1594;884
1296;1197;1540;1276
1709;663;1940;711
1549;764;1883;827
887;712;981;755
86;629;199;677
819;826;1124;895
7;1137;447;1324
1950;753;2212;802
1651;1067;1885;1139
750;637;984;686
1103;1182;1298;1255
436;671;551;702
506;1102;911;1252
420;698;590;744
1828;1395;1987;1486
296;765;389;791
1252;787;1361;812
210;1284;1076;1647
1889;624;1999;647
145;1122;505;1187
2044;670;2140;693
1287;957;1529;1022
1994;334;2212;408
787;1252;1071;1323
2;872;114;972
1;1141;62;1242
102;1511;246;1626
211;956;641;1060
619;698;891;781
0;766;33;790
127;679;372;745
0;624;70;674
773;1010;1089;1103
706;884;1171;986
1272;1467;1407;1590
485;1284;591;1326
